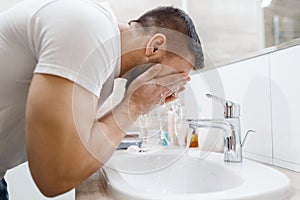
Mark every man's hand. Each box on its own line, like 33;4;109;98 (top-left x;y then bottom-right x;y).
125;64;190;116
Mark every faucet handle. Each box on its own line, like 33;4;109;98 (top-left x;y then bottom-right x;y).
206;94;240;118
241;129;255;147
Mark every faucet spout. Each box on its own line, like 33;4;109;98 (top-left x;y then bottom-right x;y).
188;119;234;138
187;94;254;163
187;118;242;163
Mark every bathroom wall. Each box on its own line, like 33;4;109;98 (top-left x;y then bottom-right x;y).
270;45;300;172
186;43;300;171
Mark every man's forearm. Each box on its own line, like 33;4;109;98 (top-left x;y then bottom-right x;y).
87;97;139;164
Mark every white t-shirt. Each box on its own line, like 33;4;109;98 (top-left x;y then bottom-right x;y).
0;0;121;179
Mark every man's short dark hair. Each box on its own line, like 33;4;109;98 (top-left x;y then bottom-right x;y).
130;6;204;70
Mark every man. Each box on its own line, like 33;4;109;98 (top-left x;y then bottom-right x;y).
0;0;204;198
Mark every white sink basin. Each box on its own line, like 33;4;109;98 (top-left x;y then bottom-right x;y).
102;148;291;200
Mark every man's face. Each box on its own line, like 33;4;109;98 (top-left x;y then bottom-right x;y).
160;53;195;75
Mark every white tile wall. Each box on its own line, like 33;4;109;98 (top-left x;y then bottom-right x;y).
185;70;225;119
187;44;300;171
216;55;273;163
185;55;273;162
270;45;300;171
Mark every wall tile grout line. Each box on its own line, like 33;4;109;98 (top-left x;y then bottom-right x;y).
267;53;275;166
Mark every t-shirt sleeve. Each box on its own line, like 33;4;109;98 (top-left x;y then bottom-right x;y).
29;0;120;97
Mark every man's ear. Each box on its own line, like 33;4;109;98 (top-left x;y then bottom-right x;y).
145;33;166;57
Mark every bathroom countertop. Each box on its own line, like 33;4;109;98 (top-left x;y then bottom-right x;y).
76;170;112;200
76;165;300;200
273;166;300;200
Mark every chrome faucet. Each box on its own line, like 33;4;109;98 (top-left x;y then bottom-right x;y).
187;94;254;163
